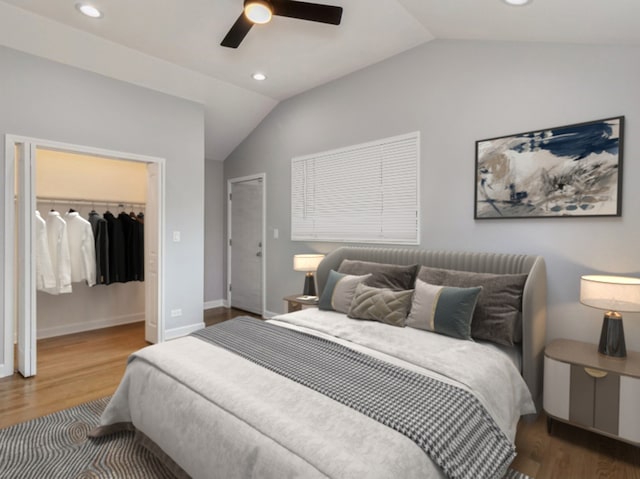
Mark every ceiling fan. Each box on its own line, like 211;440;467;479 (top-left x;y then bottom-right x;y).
221;0;343;48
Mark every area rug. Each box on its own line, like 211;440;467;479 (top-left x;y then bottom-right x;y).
0;397;175;479
0;397;534;479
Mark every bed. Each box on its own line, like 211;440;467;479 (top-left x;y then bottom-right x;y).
92;246;547;479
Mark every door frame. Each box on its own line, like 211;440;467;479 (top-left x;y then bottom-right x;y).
1;134;165;378
227;173;266;316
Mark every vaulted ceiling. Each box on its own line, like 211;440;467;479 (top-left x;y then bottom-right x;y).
1;0;639;161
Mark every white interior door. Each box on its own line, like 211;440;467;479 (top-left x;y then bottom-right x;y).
145;162;162;343
229;177;264;315
17;142;37;377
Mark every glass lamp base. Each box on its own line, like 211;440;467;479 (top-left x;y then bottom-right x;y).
598;312;626;358
303;273;316;296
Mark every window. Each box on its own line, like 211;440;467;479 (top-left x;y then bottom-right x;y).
291;132;419;244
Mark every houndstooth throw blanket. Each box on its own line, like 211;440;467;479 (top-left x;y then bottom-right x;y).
192;317;515;479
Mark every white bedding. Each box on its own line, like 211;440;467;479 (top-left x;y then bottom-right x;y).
270;309;534;439
98;310;535;479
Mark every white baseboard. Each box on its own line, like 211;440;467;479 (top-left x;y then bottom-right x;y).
263;310;278;319
165;321;205;341
37;313;145;340
203;299;225;310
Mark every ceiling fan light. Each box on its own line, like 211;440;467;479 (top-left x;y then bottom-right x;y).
244;1;272;24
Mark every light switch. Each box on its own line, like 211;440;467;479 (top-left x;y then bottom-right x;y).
274;228;279;239
173;231;181;242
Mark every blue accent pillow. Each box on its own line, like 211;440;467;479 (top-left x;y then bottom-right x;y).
406;278;482;340
319;270;371;313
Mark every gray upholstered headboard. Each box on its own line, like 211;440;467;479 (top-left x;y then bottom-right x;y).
316;246;547;410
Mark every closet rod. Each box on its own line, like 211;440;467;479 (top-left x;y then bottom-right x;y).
36;196;146;208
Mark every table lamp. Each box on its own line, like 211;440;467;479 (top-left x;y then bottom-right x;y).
293;254;325;296
580;275;640;358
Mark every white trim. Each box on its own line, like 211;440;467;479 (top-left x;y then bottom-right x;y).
226;180;232;311
227;173;267;316
37;313;145;340
164;321;206;341
1;134;166;378
1;137;16;378
262;309;279;319
204;299;225;310
7;135;167;164
159;159;166;342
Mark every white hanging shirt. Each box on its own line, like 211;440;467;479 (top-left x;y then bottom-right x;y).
44;211;72;295
35;210;56;291
65;211;97;287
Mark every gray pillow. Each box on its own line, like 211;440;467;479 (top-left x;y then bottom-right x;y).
417;266;527;346
338;259;418;291
318;270;371;313
406;279;481;340
347;283;413;327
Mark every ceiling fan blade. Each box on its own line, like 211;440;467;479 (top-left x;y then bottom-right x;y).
221;13;254;48
272;0;343;25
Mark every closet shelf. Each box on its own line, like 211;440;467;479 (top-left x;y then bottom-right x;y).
36;196;145;209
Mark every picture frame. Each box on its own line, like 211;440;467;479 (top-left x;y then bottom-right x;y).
474;116;624;219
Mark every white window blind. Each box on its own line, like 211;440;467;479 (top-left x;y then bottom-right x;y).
291;131;419;244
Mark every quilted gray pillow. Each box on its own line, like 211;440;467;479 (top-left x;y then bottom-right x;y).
347;283;413;327
417;266;527;346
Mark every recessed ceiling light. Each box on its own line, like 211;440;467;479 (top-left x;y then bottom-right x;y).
252;72;267;81
503;0;531;5
76;3;103;18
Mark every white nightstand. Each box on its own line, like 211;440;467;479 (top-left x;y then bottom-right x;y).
543;338;640;446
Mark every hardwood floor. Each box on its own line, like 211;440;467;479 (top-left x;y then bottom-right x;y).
0;321;145;429
512;412;640;478
1;308;639;478
203;306;259;327
0;307;255;430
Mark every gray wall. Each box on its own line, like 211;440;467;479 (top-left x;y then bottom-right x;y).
0;46;205;368
224;39;640;350
204;160;225;305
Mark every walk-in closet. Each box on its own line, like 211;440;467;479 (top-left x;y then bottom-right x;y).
32;148;147;352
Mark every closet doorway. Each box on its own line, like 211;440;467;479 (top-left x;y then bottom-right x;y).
2;135;164;379
227;174;266;316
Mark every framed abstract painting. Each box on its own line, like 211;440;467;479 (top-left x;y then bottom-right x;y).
474;116;624;219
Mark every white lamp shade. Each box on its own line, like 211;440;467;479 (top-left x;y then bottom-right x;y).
580;275;640;312
293;254;324;272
